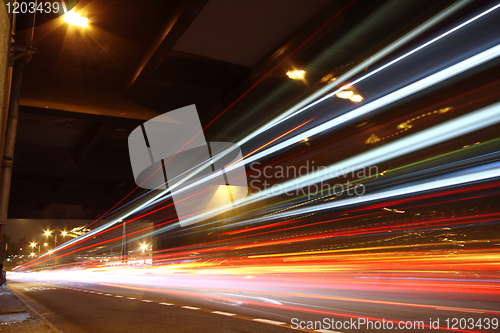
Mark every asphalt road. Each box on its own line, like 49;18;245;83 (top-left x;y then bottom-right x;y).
7;276;500;333
8;280;299;333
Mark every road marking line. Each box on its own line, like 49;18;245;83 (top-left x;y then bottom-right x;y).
159;302;173;306
115;295;123;298
212;311;236;316
89;291;95;293
181;306;200;310
104;294;112;296
315;330;343;333
127;297;136;300
141;300;154;302
253;319;286;325
96;292;103;295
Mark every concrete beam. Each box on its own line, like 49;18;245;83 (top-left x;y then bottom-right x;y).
76;122;112;163
127;0;209;96
20;86;160;121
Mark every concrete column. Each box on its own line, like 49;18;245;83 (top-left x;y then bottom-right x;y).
0;1;12;257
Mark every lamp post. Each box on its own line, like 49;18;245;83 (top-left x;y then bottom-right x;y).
44;230;53;246
120;220;127;262
44;230;63;247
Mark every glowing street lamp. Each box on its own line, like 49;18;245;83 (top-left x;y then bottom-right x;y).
336;90;364;103
61;231;68;237
63;10;89;28
336;90;354;99
44;230;59;247
30;242;40;255
140;244;148;252
350;94;364;102
286;70;305;80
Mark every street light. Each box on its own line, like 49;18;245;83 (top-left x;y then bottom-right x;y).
286;70;305;80
63;10;89;28
350;94;363;102
30;242;40;255
44;230;60;247
43;243;48;247
140;244;148;252
336;90;354;99
61;231;67;237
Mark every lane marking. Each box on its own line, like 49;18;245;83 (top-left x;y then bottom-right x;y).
219;292;283;305
58;285;314;332
253;319;286;325
212;311;236;316
182;306;200;310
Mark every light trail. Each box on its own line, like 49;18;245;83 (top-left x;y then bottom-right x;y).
77;0;495;236
245;164;500;224
160;4;500;208
234;0;476;144
10;245;500;332
17;1;500;268
177;90;500;226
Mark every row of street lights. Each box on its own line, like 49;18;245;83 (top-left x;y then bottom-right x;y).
27;228;151;259
29;230;69;256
